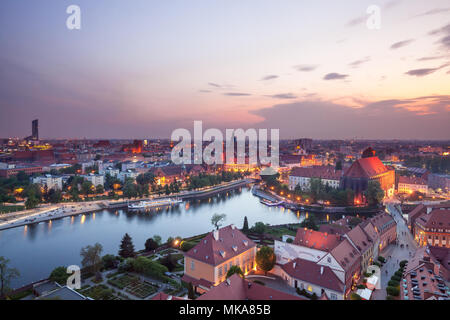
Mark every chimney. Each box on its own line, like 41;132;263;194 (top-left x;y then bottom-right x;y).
426;207;432;214
293;262;297;269
213;230;219;241
320;266;324;275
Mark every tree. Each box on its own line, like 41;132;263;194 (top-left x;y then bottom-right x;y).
335;160;342;171
96;185;104;195
102;254;117;269
300;213;319;231
123;180;138;199
81;180;94;196
47;189;62;204
119;233;136;258
145;238;159;251
187;282;195;299
211;213;226;230
256;246;276;275
252;222;267;234
49;266;69;285
25;195;39;209
153;235;162;246
226;265;244;279
80;243;103;274
243;216;249;232
365;180;384;207
0;256;20;297
136;172;155;186
159;254;177;272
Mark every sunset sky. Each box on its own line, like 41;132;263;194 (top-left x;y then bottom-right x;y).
0;0;449;139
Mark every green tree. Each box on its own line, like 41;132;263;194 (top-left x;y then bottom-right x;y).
252;222;267;234
81;181;94;196
123;180;138;199
0;256;20;297
187;282;195;299
118;233;136;258
365;180;384;207
153;235;162;246
243;216;249;232
47;189;62;204
96;185;104;195
211;213;226;230
145;238;159;251
300;214;319;231
226;265;244;279
25;195;40;209
255;246;276;275
80;243;103;274
49;266;69;285
101;254;117;269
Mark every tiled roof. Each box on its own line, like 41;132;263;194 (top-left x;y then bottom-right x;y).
330;239;361;272
398;176;427;186
290;166;342;180
345;225;372;253
293;228;342;252
282;258;345;293
343;156;388;178
184;225;256;266
418;209;450;231
197;274;303;300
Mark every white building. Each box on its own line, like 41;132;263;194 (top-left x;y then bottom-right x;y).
289;166;341;191
118;170;138;182
82;174;105;187
32;175;63;190
104;167;120;178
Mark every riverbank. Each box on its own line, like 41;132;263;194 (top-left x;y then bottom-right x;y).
0;178;255;231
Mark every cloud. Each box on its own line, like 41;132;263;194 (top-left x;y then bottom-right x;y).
223;92;252;96
208;82;222;88
249;96;450;139
293;65;318;72
348;57;371;68
265;93;297;99
199;90;212;93
260;75;279;81
346;16;366;27
417;56;445;61
405;68;440;77
323;73;349;80
384;0;402;10
428;23;450;49
390;39;415;49
405;63;449;77
415;7;450;17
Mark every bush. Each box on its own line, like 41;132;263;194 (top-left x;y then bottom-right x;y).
399;260;408;268
180;241;196;252
386;295;395;300
49;266;69;286
373;262;381;267
378;256;386;263
386;286;400;297
132;256;169;280
102;254;118;270
286;238;293;244
391;275;401;282
356;284;366;289
118;258;134;273
395;271;403;278
388;280;400;287
350;293;362;300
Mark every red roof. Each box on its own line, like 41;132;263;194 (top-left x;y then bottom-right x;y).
294;228;342;252
290;166;342;180
151;292;186;300
398;176;427;186
343;156;388;178
197;274;303;300
282;258;345;293
185;225;256;266
330;239;361;273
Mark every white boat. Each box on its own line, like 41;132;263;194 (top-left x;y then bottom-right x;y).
128;198;183;210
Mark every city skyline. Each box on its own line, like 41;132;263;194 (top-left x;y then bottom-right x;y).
0;0;449;140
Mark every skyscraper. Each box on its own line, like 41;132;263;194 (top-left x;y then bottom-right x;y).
32;119;39;140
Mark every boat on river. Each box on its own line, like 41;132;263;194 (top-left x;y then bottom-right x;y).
128;198;183;210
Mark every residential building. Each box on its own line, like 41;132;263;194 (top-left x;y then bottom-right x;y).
368;213;397;252
32;174;63;190
414;209;450;248
401;246;449;300
289;166;342;191
397;176;428;195
344;225;374;272
428;173;450;193
82;173;105;187
182;225;257;293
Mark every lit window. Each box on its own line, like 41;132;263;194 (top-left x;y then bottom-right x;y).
191;261;195;270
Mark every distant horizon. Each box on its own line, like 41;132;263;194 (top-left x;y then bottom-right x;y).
1;1;449;139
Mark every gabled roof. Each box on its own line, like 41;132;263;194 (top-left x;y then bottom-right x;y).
343;156;388;178
185;225;256;266
197;274;303;300
282;258;345;293
290;166;342;181
345;225;372;253
293;228;342;252
417;209;450;231
330;238;361;272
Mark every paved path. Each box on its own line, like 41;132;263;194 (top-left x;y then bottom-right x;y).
372;204;417;300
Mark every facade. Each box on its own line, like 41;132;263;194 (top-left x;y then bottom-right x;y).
397;176;428;195
369;213;397;252
0;165;43;178
401;246;449;300
340;148;395;202
82;173;105;187
32;175;63;190
182;225;257;292
344;225;374;272
289;166;341;191
414;209;450;248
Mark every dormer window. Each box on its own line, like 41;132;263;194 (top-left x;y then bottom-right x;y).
232;245;238;252
219;250;226;258
243;240;248;246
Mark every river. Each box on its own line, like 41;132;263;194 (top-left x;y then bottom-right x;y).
0;187;315;288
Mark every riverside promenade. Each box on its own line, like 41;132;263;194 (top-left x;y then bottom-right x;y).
0;178;255;231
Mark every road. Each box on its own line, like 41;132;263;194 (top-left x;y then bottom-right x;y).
372;203;418;300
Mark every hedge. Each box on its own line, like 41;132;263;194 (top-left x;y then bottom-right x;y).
386;286;400;297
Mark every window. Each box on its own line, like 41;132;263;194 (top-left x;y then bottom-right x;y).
218;266;223;277
307;285;313;292
330;293;337;300
224;264;228;273
190;260;195;271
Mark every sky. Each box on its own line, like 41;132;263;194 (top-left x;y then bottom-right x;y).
0;0;449;140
